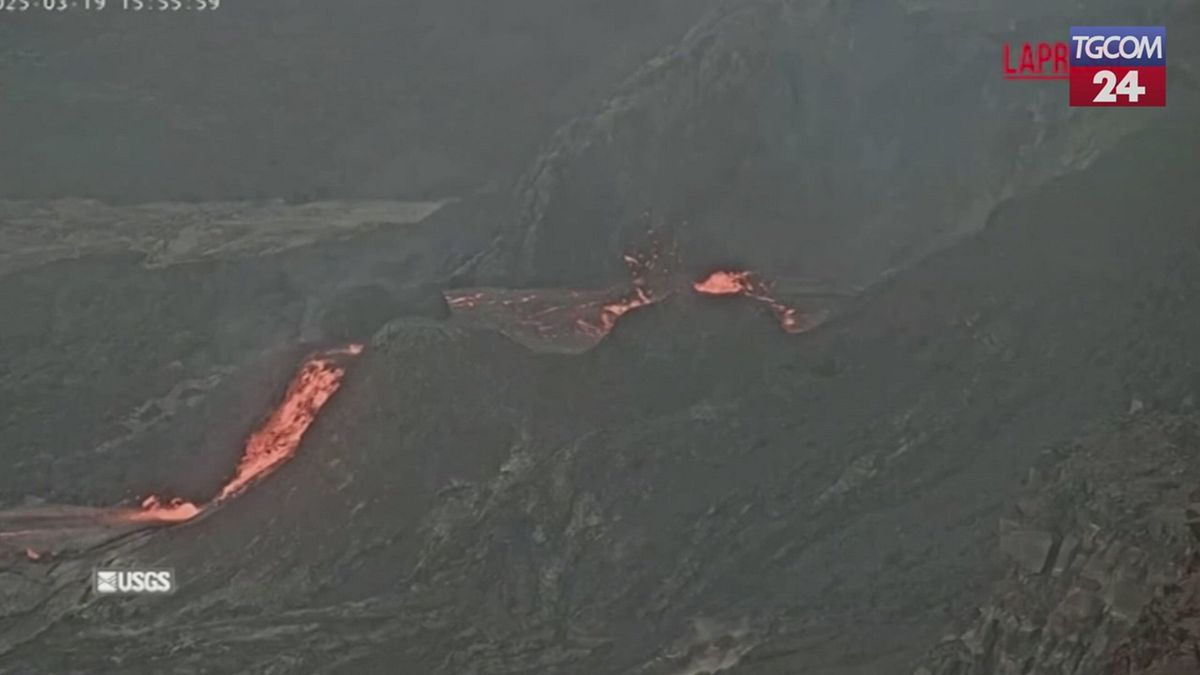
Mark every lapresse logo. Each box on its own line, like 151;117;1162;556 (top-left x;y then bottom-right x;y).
1069;27;1166;106
1002;26;1166;107
94;568;176;595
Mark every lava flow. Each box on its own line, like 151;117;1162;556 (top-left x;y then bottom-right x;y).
126;495;202;523
215;344;362;501
446;243;677;353
692;269;807;333
576;253;661;338
115;343;363;528
447;243;825;351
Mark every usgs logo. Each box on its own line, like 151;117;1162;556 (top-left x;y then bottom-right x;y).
93;568;176;595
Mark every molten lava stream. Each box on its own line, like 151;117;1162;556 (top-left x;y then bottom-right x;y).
692;270;807;334
445;244;674;350
216;345;360;501
128;344;363;524
125;496;203;523
575;286;656;338
573;249;672;338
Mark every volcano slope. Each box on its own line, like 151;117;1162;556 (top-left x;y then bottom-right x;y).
1;119;1199;674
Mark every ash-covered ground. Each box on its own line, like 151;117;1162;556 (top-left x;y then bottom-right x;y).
2;2;1200;674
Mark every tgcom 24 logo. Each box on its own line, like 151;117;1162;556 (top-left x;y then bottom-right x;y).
1002;26;1166;107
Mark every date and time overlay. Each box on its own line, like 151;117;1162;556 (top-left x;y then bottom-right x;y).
2;0;220;12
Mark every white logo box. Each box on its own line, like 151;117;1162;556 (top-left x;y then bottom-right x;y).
93;568;176;595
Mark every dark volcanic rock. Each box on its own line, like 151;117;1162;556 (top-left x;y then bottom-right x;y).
914;412;1200;675
486;0;1198;287
315;282;451;342
999;528;1058;575
6;2;1200;673
2;116;1198;674
0;198;465;510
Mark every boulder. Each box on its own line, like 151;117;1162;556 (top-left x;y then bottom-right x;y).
1000;529;1057;574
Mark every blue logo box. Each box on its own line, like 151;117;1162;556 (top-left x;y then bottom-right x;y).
1069;26;1166;67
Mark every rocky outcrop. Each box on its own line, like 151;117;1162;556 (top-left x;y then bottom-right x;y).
490;0;1197;287
914;413;1200;675
1107;552;1200;674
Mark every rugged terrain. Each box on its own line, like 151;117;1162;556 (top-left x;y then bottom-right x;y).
1;114;1198;673
2;1;1200;674
483;0;1200;287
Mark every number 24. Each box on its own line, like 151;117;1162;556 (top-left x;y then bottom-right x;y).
1093;70;1146;103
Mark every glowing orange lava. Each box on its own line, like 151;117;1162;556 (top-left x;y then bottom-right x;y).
574;248;672;338
577;285;656;338
0;347;361;560
447;239;678;351
692;270;806;334
122;344;363;524
692;270;756;296
215;347;359;501
126;495;203;523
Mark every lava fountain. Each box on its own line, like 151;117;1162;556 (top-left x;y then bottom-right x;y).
692;270;808;333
